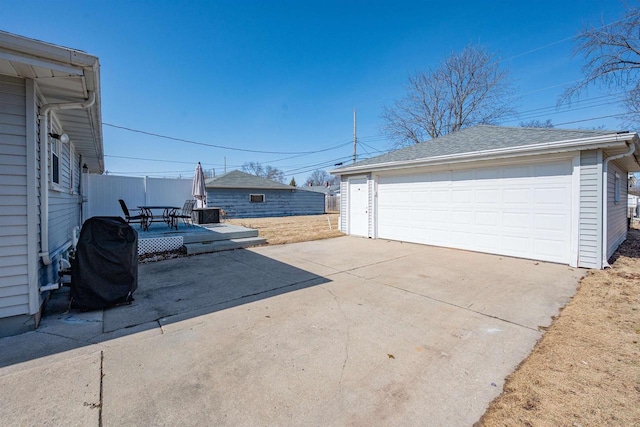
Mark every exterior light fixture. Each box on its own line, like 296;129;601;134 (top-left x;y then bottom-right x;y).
82;164;88;173
49;132;70;144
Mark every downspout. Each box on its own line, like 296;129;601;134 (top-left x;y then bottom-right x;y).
38;91;96;265
601;141;636;268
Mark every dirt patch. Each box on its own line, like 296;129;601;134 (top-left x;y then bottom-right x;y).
478;229;640;426
226;213;343;245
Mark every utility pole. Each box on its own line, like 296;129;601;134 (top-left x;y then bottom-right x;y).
224;156;227;174
353;108;357;164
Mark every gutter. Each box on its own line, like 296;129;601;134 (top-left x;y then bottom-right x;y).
601;141;637;268
38;92;95;265
331;133;637;175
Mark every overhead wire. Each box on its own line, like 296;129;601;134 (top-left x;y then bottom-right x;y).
104;122;353;155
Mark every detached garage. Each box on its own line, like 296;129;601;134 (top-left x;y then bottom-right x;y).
332;126;640;269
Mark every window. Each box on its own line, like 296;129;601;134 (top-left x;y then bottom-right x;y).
69;146;75;193
250;194;265;203
51;137;60;185
614;172;621;203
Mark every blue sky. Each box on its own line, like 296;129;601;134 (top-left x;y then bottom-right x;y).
0;0;630;182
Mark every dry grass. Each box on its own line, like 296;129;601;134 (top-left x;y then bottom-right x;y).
478;228;640;427
226;213;344;245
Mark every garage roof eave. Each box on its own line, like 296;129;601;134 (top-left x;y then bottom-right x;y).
331;133;639;175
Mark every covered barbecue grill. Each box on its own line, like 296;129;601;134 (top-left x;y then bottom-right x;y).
71;217;138;309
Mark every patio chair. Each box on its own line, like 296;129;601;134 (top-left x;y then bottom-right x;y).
170;199;195;230
118;199;148;231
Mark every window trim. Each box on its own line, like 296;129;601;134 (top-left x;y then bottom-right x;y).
250;194;265;203
50;136;61;187
69;145;76;194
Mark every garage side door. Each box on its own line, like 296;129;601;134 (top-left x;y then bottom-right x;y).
377;160;572;264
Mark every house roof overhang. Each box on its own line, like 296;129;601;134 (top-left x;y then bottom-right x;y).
0;31;104;173
331;132;640;175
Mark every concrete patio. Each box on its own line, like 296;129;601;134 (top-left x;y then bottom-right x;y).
0;236;584;426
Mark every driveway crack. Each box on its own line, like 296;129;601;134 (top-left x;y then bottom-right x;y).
320;286;350;391
98;350;104;427
378;282;540;332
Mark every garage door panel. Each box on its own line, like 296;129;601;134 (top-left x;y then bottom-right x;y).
534;187;568;205
476;189;499;204
534;213;568;232
430;190;449;203
452;189;472;203
451;210;472;225
503;236;531;254
534;238;566;258
475;211;499;226
503;188;530;204
502;212;529;228
377;160;572;264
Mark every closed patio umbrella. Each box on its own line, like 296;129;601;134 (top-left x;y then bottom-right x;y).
193;162;207;209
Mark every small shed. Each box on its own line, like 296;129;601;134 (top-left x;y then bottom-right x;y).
205;170;325;218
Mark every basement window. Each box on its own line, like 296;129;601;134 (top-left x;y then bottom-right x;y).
250;194;265;203
614;172;621;203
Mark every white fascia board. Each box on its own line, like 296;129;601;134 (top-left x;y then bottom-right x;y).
332;133;639;175
0;49;84;76
0;31;98;68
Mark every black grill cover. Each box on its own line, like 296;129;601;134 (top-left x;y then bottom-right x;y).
71;217;138;309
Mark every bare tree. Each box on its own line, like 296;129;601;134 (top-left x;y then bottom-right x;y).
519;119;554;128
241;161;264;177
561;6;640;124
241;162;285;183
382;44;515;147
304;169;338;186
264;165;285;183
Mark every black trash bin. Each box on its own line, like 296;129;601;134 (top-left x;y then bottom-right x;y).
71;216;138;310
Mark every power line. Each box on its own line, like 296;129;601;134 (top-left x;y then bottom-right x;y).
104;122;352;155
553;112;628;126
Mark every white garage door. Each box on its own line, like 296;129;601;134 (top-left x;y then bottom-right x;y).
377;160;572;263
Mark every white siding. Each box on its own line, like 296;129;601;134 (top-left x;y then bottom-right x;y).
0;75;29;318
48;135;81;256
578;150;602;269
606;161;628;259
339;176;347;232
367;173;373;237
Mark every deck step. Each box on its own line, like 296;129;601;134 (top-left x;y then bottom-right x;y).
182;226;258;244
184;237;266;255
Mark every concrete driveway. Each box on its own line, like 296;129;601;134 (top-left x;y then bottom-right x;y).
0;236;584;426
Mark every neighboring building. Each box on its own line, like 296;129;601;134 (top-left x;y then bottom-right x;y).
0;32;103;336
332;125;640;269
205;170;325;218
629;194;639;218
305;184;340;196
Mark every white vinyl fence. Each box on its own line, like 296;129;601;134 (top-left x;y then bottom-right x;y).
84;174;192;220
325;195;340;213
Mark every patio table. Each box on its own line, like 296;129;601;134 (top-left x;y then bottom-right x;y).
137;206;180;228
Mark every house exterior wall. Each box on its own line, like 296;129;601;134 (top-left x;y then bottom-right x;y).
44;120;82;287
206;188;325;218
0;74;30;321
606;160;628;260
578;150;602;269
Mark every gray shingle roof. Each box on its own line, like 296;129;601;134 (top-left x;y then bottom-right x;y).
336;125;620;172
205;170;297;190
